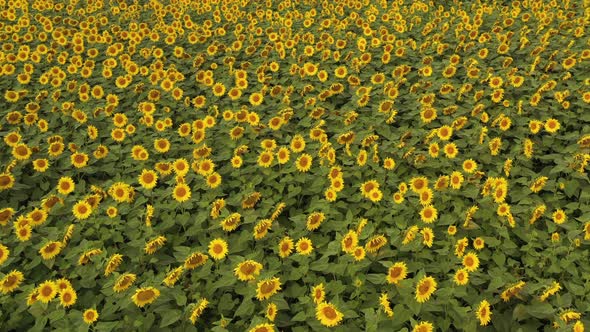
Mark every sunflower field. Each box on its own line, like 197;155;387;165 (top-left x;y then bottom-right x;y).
0;0;589;331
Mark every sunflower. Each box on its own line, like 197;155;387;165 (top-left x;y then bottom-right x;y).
367;188;383;203
296;153;313;172
40;194;62;211
0;208;15;226
105;206;118;218
254;219;272;240
341;230;358;253
172;183;191;203
242;192;261;209
415;276;437;303
296;237;313;255
104;254;124;276
93;145;109;159
72;201;92;220
442;65;457;78
184;251;209;270
489;76;503;89
32;159;50;172
229;126;244;140
210;198;226;219
15;225;32;242
454;268;469;286
138;169;158;189
257;151;274;168
392;191;405;204
248;323;275;332
39;241;62;260
420;107;437;124
471;237;484;251
3;131;20;147
356;149;368;166
163;266;184;287
78;248;103;265
167;158;187;175
83;309;99;324
141;235;166;254
544;118;560;133
234;260;263;281
412;321;434;332
462;159;477;173
330;177;344;192
0;270;24;294
383;157;396;170
26;288;39;306
221;213;241;232
0;244;9;266
316;302;344;327
311;283;326;304
419;188;433;206
493;184;507;203
276;147;290;164
450;171;464;189
386;262;408;285
462;251;480;271
290;135;306;153
208;238;228;260
48;141;65;157
352;246;366;261
59;287;77;308
188;298;209;324
540;281;562;302
365;234;387;253
448;225;457;236
530;176;548;193
212;82;226;97
256;277;281;300
278;236;294;258
265;302;278;322
155;162;173;176
421;227;434;247
131;287;160;308
249;92;264;106
420;205;438;223
196;159;215;176
410;177;428;193
12;143;31;160
153;138;170;153
475;299;492;326
360;180;380;198
306;212;326;231
443;143;458;158
37;280;58;303
113;273;137;293
206;172;222;189
231;155;243;168
523;138;534;159
71;152;89;168
558;311;581;325
552;209;566;225
57;176;75;195
499;116;511;131
0;173;15;191
437;125;453;141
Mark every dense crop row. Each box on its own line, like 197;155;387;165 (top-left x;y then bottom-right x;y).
0;0;589;331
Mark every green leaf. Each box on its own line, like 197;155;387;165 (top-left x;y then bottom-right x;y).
291;311;308;322
365;274;385;285
234;298;254;318
159;309;182;327
525;302;555;319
